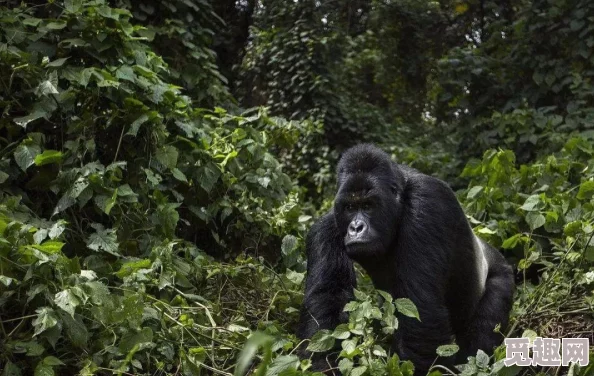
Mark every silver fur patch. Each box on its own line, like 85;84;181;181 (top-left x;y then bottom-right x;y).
474;235;489;295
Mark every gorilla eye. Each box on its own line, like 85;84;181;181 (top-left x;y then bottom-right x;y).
362;202;372;210
345;203;355;211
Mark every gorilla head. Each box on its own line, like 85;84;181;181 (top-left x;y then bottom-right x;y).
334;145;405;259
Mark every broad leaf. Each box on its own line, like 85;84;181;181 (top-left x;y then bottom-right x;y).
32;308;59;337
34;150;63;166
87;224;120;256
14;144;41;171
306;330;335;352
395;298;419;320
436;344;459;357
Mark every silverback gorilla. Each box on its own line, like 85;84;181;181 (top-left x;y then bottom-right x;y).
298;144;514;375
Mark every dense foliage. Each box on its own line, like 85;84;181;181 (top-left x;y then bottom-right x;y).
0;1;593;376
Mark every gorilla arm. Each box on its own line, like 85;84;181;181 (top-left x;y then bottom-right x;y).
298;212;357;368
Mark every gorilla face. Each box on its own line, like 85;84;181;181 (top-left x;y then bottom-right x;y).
333;145;406;260
334;174;402;259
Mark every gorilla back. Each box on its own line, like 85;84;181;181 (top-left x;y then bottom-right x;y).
298;144;514;375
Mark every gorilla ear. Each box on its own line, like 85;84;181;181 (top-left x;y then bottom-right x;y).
390;185;399;195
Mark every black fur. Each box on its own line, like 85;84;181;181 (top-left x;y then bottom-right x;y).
298;144;514;375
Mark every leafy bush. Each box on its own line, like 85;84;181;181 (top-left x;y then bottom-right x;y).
434;0;594;164
0;1;311;374
461;139;594;352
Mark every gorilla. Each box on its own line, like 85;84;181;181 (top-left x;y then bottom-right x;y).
298;144;514;375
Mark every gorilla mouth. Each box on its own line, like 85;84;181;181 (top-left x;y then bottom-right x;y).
345;238;369;246
345;239;373;256
344;235;370;247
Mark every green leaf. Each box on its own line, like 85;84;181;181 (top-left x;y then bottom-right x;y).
156;145;179;169
134;64;155;77
45;21;67;30
23;17;42;26
340;338;359;358
475;349;489;368
351;366;367;376
154;203;180;238
585;246;594;262
172;168;187;182
119;327;153;352
378;290;393;303
34;229;48;245
117;184;138;202
34;363;54;376
298;215;312;223
521;329;538;344
47;57;69;67
85;281;110;305
0;275;13;286
285;269;304;285
281;235;297;256
127;114;148;136
0;170;9;184
60;312;89;348
520;195;541;211
32;307;59;337
35;80;59;96
235;332;274;376
143;168;162;187
49;220;67;239
116;65;136;82
306;330;335;352
34;150;63;166
54;195;76;215
33;241;65;254
373;345;388;357
14;144;41;171
198;162;221;192
338;358;354;375
477;227;496;235
11;340;45;356
220;150;238;167
436;344;459;357
258;176;271;188
502;234;521;249
95;190;117;215
116;259;152;278
395;298;419;320
54;289;81;317
526;212;546;231
2;361;21;376
467;186;483;199
265;355;299;376
64;0;82;13
343;301;359;312
43;357;64;366
332;324;351;340
87;224;120;256
353;289;368;300
570;19;584;31
14;111;45;128
386;355;401;376
577;181;594;200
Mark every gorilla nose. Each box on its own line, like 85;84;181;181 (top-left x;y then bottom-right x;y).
348;219;367;237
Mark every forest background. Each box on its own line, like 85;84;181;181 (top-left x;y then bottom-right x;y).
1;0;594;375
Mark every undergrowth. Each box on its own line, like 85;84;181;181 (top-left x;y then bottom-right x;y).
0;1;593;376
